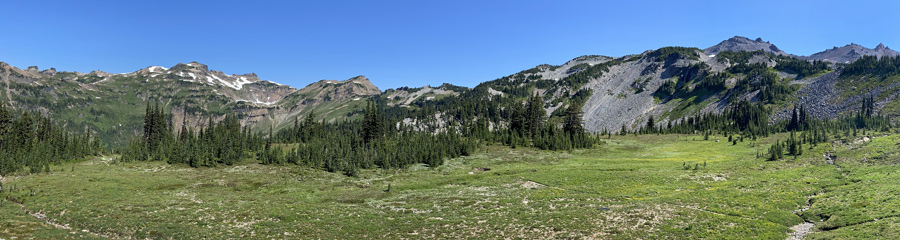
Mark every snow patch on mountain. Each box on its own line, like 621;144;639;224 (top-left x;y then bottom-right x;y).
148;66;168;72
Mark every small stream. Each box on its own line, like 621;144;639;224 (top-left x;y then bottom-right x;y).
787;193;816;240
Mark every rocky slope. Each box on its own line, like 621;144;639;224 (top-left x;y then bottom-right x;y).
382;84;464;107
804;43;900;63
456;36;899;133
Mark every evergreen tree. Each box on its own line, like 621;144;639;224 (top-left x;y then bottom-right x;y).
362;101;384;143
525;93;546;137
789;105;799;131
563;103;584;136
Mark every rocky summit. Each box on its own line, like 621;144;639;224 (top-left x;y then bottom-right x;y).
804;43;900;63
703;36;788;56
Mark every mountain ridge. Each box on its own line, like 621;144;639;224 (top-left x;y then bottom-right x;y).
804;42;900;63
2;36;899;146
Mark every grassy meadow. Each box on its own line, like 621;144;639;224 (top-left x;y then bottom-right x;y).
2;133;899;239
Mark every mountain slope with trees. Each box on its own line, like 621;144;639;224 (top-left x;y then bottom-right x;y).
0;36;899;149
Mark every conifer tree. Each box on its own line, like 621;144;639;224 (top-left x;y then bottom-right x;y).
563;103;584;136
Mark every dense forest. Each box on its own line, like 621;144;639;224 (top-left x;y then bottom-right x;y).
114;91;596;177
0;104;102;175
119;103;264;167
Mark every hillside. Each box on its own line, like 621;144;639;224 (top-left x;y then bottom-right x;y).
0;62;382;146
1;36;899;146
395;36;899;133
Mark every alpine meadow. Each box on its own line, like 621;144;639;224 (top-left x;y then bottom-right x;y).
3;1;900;239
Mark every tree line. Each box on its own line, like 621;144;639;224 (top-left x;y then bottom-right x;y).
0;104;101;175
119;103;264;167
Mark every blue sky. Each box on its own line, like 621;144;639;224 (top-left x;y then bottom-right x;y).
1;0;897;89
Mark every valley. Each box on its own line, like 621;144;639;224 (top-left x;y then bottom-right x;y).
2;35;900;239
3;132;900;239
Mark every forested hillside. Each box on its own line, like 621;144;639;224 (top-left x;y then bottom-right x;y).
1;37;899;177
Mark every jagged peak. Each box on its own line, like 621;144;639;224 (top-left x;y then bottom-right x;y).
704;36;785;55
805;42;900;63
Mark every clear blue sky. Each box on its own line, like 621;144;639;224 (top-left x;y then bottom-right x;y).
1;0;897;89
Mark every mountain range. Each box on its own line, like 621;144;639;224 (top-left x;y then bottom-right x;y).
1;36;898;146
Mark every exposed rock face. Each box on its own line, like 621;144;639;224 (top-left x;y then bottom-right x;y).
294;76;381;102
580;52;722;132
704;36;788;56
130;62;298;106
804;43;900;63
0;61;384;145
382;84;462;106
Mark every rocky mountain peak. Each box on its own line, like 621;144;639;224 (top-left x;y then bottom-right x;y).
302;76;381;98
805;43;900;63
704;36;787;56
168;62;207;72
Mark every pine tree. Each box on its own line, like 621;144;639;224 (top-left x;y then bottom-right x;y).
563;103;584;136
798;104;809;131
362;101;383;143
789;105;799;131
525;93;545;138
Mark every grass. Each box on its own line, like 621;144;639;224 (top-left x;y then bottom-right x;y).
836;75;900;106
2;132;899;238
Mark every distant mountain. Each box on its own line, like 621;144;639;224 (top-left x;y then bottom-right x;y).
0;61;384;146
704;36;788;56
804;43;900;63
3;35;899;145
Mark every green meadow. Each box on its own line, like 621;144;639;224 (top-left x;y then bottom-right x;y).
3;133;899;239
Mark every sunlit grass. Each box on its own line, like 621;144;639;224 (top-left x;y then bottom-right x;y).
2;133;898;238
